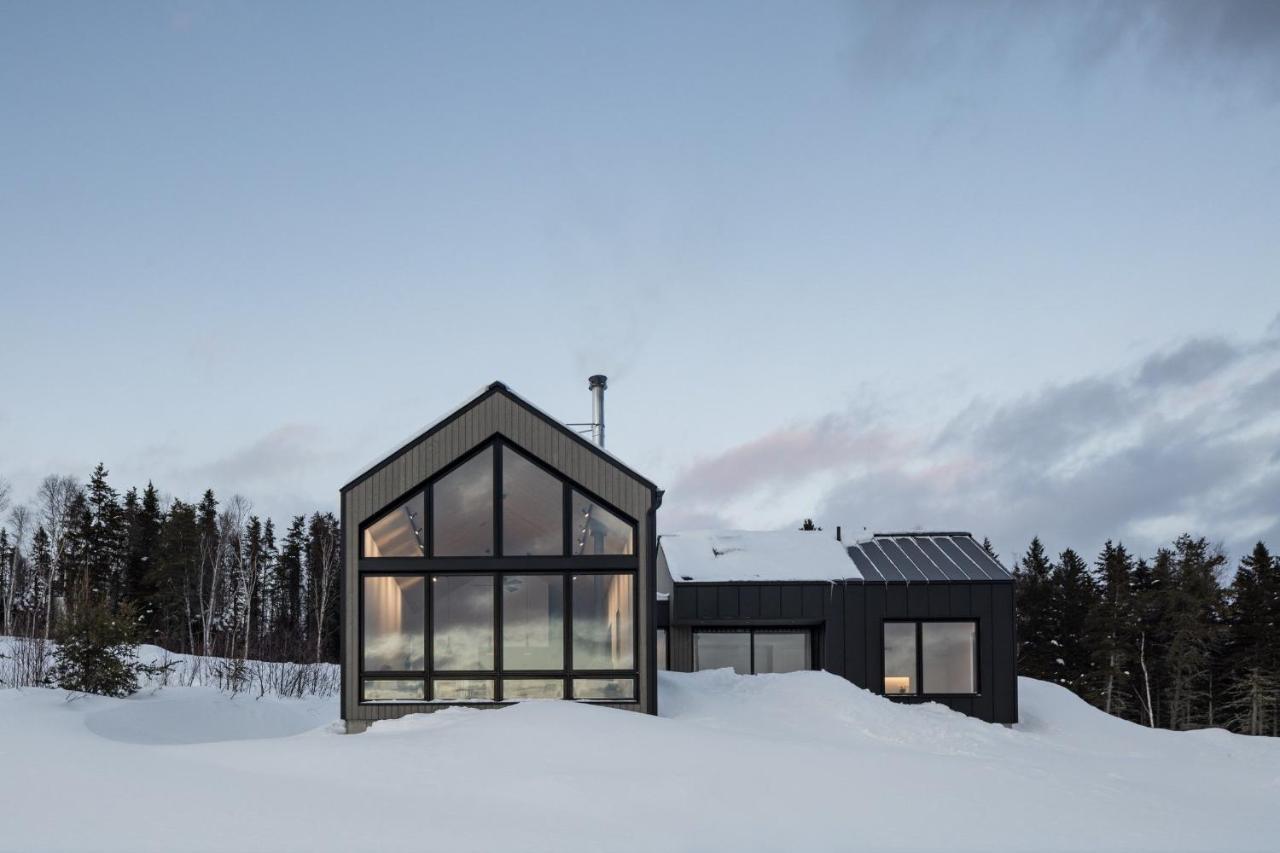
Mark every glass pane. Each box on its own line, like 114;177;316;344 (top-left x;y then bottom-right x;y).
883;622;917;695
571;491;633;555
362;576;425;671
433;575;494;671
433;679;495;701
922;622;977;694
573;678;635;700
363;493;425;557
502;575;564;670
753;632;810;674
363;679;425;702
693;632;751;674
656;628;668;671
572;574;635;670
503;678;565;700
432;448;494;556
502;448;564;556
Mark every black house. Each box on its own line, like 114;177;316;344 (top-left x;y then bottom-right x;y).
658;529;1019;724
340;379;1018;731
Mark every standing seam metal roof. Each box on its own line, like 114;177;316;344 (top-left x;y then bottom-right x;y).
846;533;1011;582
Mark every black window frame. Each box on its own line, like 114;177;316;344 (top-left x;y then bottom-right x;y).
881;619;980;697
691;627;818;675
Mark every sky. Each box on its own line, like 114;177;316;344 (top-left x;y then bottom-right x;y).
1;1;1278;566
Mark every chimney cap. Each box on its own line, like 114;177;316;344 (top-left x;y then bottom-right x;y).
588;374;608;389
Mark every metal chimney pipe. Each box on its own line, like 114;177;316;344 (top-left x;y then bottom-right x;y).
588;374;607;448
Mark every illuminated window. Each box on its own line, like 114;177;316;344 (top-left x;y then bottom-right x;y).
433;575;494;671
363;576;425;672
572;574;635;670
502;575;564;670
432;448;495;556
502;448;564;556
883;621;977;696
362;493;425;557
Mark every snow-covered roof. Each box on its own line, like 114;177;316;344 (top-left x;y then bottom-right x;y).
660;529;861;583
344;381;655;491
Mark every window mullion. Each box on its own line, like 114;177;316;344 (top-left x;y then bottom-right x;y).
493;438;503;557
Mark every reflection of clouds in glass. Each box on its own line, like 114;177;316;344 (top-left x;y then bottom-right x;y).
883;623;917;695
433;576;494;670
922;623;975;694
363;493;425;557
433;449;494;556
502;575;563;670
503;679;564;700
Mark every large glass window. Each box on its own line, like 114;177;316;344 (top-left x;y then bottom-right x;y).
363;493;425;557
753;632;810;674
432;448;494;556
883;621;977;696
922;622;977;694
883;622;917;695
694;631;751;674
363;576;425;671
502;575;564;670
693;629;812;674
502;448;564;556
572;573;635;670
432;575;494;670
571;491;633;555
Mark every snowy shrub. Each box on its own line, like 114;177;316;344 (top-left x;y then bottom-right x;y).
51;603;146;698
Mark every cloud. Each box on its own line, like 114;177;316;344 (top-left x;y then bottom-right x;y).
848;0;1280;100
665;315;1280;564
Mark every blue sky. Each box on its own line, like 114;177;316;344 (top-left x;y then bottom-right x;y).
2;1;1278;563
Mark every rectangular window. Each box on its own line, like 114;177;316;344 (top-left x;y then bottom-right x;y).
693;631;751;674
503;678;565;700
433;679;495;701
363;576;425;672
432;575;494;671
571;573;635;670
883;622;917;695
752;631;810;674
573;678;636;701
883;621;977;696
922;622;977;694
363;679;425;702
656;628;668;671
693;629;813;675
502;575;564;670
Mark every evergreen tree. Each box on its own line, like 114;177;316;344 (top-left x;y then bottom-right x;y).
151;499;198;652
275;517;307;660
1090;541;1136;717
51;599;143;697
1013;537;1056;681
123;483;163;627
1225;542;1280;735
83;463;126;612
1164;536;1226;729
1048;548;1098;699
981;537;998;559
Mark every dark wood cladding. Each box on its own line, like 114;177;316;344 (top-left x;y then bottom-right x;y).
670;579;1018;724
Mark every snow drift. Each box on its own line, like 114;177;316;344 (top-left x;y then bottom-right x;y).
1;668;1276;852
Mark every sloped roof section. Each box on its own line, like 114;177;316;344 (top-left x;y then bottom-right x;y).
343;381;657;493
660;529;861;583
847;533;1012;582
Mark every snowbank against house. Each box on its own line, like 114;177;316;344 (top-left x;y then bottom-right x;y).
1;662;1277;852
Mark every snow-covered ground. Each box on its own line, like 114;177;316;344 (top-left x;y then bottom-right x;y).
1;667;1277;853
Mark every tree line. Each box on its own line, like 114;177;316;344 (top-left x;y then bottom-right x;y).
0;464;340;666
1009;534;1280;736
